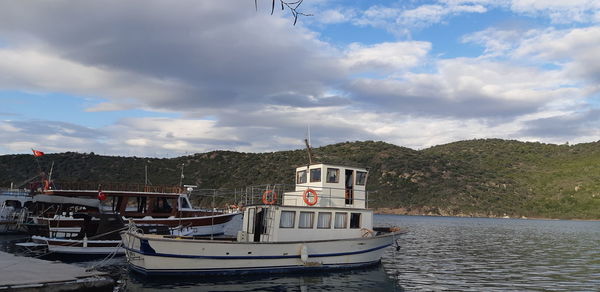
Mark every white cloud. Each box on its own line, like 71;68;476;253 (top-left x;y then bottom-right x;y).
343;41;431;73
511;0;600;23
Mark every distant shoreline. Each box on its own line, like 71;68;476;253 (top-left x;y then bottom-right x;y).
373;208;600;221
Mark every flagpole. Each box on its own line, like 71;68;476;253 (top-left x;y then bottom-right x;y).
31;148;43;175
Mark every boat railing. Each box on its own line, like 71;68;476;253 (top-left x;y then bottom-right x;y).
241;184;370;208
34;181;185;194
0;188;31;197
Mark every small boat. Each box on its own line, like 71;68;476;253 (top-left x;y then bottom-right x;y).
0;189;32;234
31;213;128;255
122;163;403;275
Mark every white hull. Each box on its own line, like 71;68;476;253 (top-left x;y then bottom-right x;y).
32;235;124;255
169;221;228;236
122;231;396;275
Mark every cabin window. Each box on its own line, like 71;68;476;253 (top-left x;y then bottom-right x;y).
356;171;367;186
310;168;321;182
297;170;307;184
125;196;147;213
280;211;296;228
298;212;314;228
153;197;173;213
317;212;331;229
179;197;191;209
350;213;361;229
334;212;347;229
326;168;340;183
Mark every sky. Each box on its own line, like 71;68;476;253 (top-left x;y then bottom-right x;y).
1;0;600;157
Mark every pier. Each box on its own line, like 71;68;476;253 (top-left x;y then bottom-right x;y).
0;251;113;291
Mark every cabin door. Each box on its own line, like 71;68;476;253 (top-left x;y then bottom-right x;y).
253;208;264;242
345;169;354;204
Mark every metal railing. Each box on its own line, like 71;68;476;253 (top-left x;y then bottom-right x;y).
29;181;185;194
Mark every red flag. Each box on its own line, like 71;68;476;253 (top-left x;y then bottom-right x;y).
97;191;106;201
32;149;44;157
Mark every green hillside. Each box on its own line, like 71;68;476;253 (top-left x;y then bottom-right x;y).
1;139;600;219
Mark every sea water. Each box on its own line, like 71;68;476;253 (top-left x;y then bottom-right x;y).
2;215;599;291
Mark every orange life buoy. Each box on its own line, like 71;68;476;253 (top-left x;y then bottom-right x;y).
303;189;318;206
262;190;277;205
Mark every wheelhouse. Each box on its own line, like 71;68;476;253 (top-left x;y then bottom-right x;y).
239;164;373;243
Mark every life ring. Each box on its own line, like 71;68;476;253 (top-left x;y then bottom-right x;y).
43;179;50;191
262;190;277;205
302;189;318;206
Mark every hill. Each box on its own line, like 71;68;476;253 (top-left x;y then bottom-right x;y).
1;139;599;219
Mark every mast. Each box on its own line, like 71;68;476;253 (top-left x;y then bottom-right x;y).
179;163;185;187
304;138;313;165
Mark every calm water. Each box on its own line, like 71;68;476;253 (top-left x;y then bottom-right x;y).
2;215;599;291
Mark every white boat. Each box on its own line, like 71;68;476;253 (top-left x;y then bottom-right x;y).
0;189;32;234
122;163;403;275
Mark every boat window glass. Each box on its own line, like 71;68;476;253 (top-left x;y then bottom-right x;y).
298;212;314;228
154;197;173;213
334;212;347;229
356;171;367;186
317;212;331;229
326;168;339;183
247;208;256;233
179;197;191;209
310;168;321;182
297;170;307;184
280;211;295;228
350;213;361;228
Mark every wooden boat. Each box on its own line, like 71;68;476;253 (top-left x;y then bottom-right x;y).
122;163;403;275
28;184;240;237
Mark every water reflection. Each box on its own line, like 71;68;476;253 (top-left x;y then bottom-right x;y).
122;265;400;292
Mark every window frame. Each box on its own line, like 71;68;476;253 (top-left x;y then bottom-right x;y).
326;168;340;183
310;168;322;183
350;213;361;229
334;212;347;229
356;171;367;186
297;170;307;184
317;212;332;229
279;210;296;228
298;211;315;229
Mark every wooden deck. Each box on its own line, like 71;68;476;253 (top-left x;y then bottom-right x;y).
0;251;113;291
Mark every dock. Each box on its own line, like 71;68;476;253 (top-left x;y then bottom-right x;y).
0;251;113;291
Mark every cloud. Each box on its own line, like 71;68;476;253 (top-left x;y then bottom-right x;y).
510;0;600;24
343;42;431;73
0;1;345;113
1;0;600;156
346;57;582;119
517;109;600;142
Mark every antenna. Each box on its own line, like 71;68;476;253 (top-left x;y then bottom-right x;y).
304;138;313;165
307;124;311;147
179;163;185;187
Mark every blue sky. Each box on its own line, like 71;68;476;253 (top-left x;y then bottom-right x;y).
1;0;600;156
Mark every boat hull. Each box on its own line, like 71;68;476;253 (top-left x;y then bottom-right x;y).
35;212;239;236
121;232;397;275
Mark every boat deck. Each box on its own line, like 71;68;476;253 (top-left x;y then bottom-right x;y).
0;251;113;291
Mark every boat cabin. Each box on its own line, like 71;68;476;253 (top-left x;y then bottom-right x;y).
239;164;373;243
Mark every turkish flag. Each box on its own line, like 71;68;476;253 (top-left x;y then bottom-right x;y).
32;149;44;157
